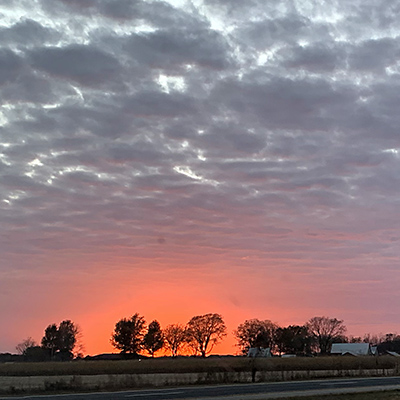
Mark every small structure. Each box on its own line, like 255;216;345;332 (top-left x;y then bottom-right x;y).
386;351;400;357
330;343;373;356
247;347;271;358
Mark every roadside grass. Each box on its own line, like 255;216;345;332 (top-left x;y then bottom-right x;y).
281;389;400;399
0;356;398;377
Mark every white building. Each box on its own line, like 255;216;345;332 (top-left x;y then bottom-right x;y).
247;347;272;358
330;343;373;356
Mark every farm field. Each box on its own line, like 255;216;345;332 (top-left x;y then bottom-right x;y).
0;355;398;377
282;390;400;400
0;356;399;396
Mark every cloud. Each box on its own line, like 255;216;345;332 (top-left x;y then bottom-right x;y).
1;0;400;354
122;27;233;71
0;18;61;47
29;44;121;86
0;49;24;85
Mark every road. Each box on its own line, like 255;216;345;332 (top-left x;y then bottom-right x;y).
1;377;400;400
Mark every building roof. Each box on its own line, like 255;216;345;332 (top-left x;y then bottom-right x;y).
386;351;400;357
331;343;372;356
247;347;271;358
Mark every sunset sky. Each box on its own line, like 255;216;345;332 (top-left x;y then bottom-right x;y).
1;0;400;356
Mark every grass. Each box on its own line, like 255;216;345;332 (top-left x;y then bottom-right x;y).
281;390;400;399
0;356;398;377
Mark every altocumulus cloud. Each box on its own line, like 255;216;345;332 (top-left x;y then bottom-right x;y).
1;0;400;353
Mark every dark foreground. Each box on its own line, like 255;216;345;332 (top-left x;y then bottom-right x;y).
1;376;400;400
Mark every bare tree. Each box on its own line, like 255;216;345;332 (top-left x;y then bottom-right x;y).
306;316;346;354
163;324;188;357
16;337;37;355
362;333;385;346
73;324;85;359
186;313;227;357
234;319;278;355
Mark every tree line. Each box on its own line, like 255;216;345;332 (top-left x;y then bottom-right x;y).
15;320;82;361
111;313;227;358
14;314;400;361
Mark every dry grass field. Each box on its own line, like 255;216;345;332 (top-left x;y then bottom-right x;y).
0;355;398;376
282;390;400;400
0;356;399;396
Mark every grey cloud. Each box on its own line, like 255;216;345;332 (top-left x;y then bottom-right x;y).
238;15;313;50
123;28;233;71
0;173;48;193
106;141;173;165
99;0;146;20
38;0;97;17
343;1;400;35
203;0;290;21
17;103;132;138
43;0;207;33
0;19;61;47
348;38;400;72
29;45;121;86
3;0;400;353
195;126;267;156
211;75;356;131
1;73;55;104
0;49;24;86
282;42;344;72
163;123;198;140
123;90;197;118
51;136;95;152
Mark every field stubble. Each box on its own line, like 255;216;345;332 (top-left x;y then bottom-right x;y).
0;356;399;395
0;356;398;376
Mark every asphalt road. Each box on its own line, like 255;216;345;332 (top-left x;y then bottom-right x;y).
2;377;400;400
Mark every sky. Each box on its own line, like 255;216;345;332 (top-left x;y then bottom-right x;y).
1;0;400;356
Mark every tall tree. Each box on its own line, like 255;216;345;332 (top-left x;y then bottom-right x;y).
41;320;80;360
378;333;400;354
16;337;37;355
143;320;164;357
111;313;146;355
41;323;59;358
58;320;79;360
274;325;314;355
306;316;346;354
164;324;188;357
186;313;227;357
234;319;277;355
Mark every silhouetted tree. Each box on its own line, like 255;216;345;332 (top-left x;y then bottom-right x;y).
306;316;346;354
348;336;362;343
16;337;37;355
41;320;80;360
363;333;384;346
234;319;277;355
163;324;188;357
377;333;400;354
274;325;314;355
111;313;146;355
143;320;164;357
41;324;59;359
25;346;49;362
73;326;86;359
58;320;79;360
186;313;227;357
